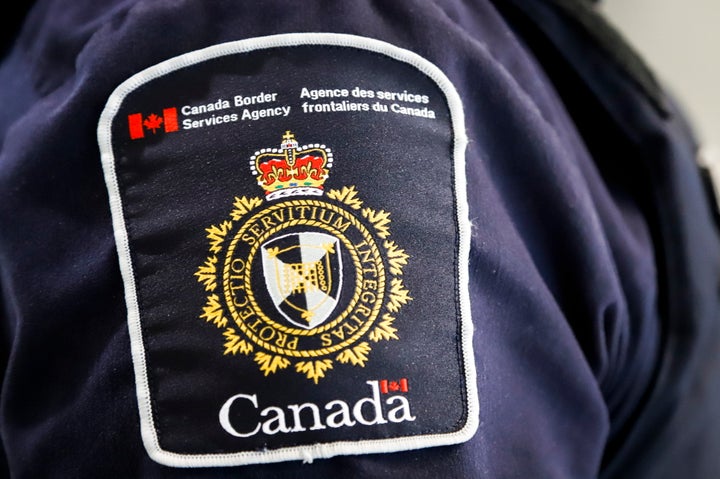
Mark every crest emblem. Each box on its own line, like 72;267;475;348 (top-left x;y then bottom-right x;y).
261;232;342;329
195;131;412;383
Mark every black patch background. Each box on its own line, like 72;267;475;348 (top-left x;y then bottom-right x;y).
110;45;467;454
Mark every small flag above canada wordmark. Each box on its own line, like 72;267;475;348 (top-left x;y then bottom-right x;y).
128;107;179;140
379;378;409;394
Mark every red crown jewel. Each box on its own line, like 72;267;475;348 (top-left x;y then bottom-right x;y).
250;131;333;201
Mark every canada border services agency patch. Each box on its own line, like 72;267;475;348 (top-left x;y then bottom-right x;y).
97;33;477;467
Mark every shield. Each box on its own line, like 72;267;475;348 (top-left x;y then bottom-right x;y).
261;232;342;329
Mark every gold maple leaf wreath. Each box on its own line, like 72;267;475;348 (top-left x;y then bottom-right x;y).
194;186;412;383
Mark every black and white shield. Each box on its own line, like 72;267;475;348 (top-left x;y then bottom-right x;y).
261;232;342;329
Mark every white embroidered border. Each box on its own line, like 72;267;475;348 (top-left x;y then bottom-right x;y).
97;32;477;468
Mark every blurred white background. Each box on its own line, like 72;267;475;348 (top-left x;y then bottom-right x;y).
601;0;720;154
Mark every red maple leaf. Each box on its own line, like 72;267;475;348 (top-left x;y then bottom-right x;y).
143;113;163;134
389;381;401;392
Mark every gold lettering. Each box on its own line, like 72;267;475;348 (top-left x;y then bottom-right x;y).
274;330;288;348
238;305;255;321
231;259;246;273
274;330;295;348
247;317;263;331
259;326;276;341
329;320;361;342
248;223;263;238
332;217;350;233
348;314;365;327
360;291;376;303
363;279;377;290
342;321;359;336
358;248;373;264
354;304;372;318
362;263;377;278
318;209;335;224
260;215;276;230
242;223;263;245
295;205;310;219
272;209;285;222
230;280;249;307
241;233;257;245
285;337;298;350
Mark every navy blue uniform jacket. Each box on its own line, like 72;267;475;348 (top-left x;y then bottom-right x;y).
1;0;719;477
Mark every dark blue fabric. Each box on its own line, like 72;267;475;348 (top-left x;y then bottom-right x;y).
488;2;720;476
0;0;718;477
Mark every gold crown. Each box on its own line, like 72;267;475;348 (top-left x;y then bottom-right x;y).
250;131;332;201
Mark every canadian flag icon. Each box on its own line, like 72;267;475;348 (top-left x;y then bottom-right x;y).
379;378;409;394
127;107;179;140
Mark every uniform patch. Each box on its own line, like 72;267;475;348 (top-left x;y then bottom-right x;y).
98;33;476;467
